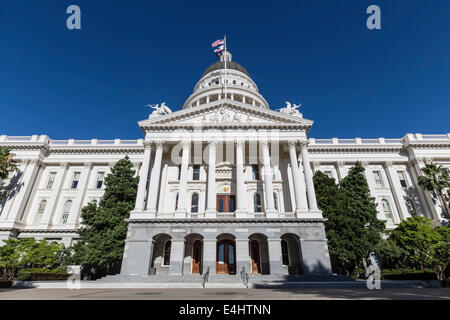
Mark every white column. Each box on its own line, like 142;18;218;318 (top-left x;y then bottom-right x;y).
205;141;217;218
146;141;164;215
235;140;247;217
261;140;276;217
411;158;440;222
336;161;346;181
134;143;152;211
384;162;410;221
288;141;304;215
2;159;41;223
297;158;309;211
175;140;190;218
300;142;318;211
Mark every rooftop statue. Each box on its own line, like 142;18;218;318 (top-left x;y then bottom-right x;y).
147;102;172;118
278;101;303;118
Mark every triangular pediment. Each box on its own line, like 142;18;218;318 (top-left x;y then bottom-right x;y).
138;101;313;130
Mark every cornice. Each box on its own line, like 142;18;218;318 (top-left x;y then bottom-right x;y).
125;218;327;224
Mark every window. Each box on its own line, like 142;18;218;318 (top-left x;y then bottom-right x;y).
163;240;171;266
398;171;408;188
191;193;199;213
281;240;289;266
273;193;278;210
71;172;80;189
253;193;262;212
61;200;72;224
381;199;393;222
228;196;235;212
33;200;47;224
96;172;105;189
233;80;236;84
46;172;56;189
373;171;384;188
175;193;179;210
177;165;181;180
193;165;200;180
252;165;260;180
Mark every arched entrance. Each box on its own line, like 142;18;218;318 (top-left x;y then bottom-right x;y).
192;239;202;274
248;233;270;274
250;240;261;274
216;239;236;274
281;233;304;275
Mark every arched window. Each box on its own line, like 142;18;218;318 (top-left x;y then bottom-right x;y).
61;200;72;224
175;193;179;210
229;196;235;212
382;199;393;222
253;193;262;212
34;200;47;224
218;198;224;213
281;240;289;266
163;240;171;265
273;192;278;211
191;193;199;213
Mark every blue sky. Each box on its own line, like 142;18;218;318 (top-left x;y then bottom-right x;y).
1;0;449;139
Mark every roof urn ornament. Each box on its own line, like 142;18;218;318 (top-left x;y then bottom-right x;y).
147;102;172;118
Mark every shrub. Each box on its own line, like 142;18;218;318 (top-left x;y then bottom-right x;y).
381;268;436;280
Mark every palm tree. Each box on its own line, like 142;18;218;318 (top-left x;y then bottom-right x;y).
418;162;450;218
0;147;18;180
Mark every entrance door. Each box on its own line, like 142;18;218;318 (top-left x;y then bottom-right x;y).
250;240;261;274
216;240;236;274
216;195;236;213
192;240;202;274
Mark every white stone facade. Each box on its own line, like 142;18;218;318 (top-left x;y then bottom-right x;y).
1;51;449;277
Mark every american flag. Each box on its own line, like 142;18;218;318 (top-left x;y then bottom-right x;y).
211;39;225;47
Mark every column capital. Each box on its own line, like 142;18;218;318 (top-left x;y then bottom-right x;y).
384;161;394;168
360;161;369;168
83;162;93;169
260;139;270;149
287;140;298;149
299;140;309;148
336;161;345;168
234;139;245;148
155;140;165;150
59;162;69;169
143;141;153;150
181;140;191;150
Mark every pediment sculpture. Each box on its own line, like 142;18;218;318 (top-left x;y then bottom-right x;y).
201;107;254;123
278;101;303;118
147;102;172;118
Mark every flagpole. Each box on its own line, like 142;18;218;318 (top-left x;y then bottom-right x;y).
224;35;227;101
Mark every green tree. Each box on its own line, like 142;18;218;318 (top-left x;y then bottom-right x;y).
0;147;19;200
417;162;450;218
64;156;138;279
0;147;18;180
373;238;406;269
314;162;385;276
389;216;441;272
0;238;64;280
431;226;450;280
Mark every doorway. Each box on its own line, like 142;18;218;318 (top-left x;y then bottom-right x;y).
192;240;202;274
216;195;236;213
250;240;261;274
216;239;236;274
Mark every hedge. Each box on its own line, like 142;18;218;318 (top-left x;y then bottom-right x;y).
17;267;70;281
381;268;437;280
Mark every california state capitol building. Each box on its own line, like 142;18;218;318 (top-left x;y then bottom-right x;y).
1;49;449;278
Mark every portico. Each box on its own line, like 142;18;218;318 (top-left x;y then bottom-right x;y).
121;50;332;278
